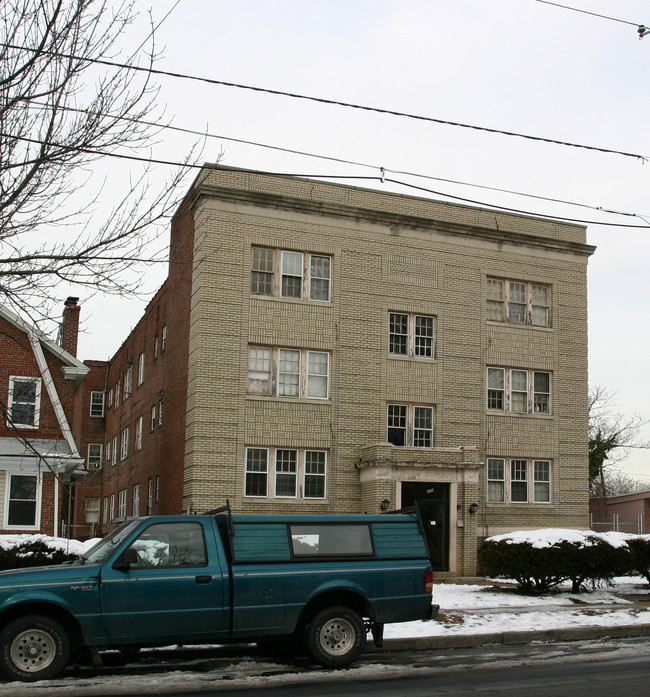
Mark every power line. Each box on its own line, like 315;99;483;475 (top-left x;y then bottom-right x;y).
534;1;650;39
1;40;647;163
534;1;640;28
5;130;650;229
21;102;650;224
383;177;650;229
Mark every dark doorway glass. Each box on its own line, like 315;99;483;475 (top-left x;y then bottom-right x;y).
401;481;450;571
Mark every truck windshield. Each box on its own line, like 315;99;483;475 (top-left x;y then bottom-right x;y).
75;519;142;565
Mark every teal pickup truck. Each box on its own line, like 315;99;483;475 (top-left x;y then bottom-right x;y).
0;505;437;682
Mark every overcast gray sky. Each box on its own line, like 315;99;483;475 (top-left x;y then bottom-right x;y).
70;0;650;483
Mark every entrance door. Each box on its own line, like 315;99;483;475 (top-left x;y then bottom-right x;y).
401;482;450;571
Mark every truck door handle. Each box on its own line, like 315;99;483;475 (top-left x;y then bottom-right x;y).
195;575;212;584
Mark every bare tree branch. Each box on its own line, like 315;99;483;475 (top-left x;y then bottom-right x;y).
0;0;202;326
589;385;650;496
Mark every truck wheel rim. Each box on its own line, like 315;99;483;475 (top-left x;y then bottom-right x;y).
319;618;355;656
10;629;56;672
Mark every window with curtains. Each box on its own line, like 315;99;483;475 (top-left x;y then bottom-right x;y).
248;346;330;399
487;278;550;327
245;447;327;500
487;457;552;504
251;247;332;302
487;367;551;414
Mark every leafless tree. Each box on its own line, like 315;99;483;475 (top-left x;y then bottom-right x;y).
0;0;200;324
589;386;649;497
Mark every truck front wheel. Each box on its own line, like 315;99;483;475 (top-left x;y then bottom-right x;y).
306;606;366;668
0;615;71;682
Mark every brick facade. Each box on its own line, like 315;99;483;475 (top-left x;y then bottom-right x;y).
74;167;595;576
0;302;88;535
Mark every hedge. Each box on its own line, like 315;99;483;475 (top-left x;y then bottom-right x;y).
478;529;635;593
0;539;80;570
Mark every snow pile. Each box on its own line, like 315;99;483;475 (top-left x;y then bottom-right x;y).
0;534;100;557
487;528;632;549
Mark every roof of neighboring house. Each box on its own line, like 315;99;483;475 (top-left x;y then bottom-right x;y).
0;436;84;473
591;490;650;504
0;303;88;380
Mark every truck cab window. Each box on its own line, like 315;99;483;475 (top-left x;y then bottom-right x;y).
127;522;208;567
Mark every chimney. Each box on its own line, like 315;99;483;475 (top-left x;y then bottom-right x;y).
60;297;80;357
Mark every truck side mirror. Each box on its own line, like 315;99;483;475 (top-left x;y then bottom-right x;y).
112;547;138;571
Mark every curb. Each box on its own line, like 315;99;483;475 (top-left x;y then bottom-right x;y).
372;623;650;652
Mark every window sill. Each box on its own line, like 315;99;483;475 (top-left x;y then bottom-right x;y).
487;321;553;332
246;395;331;405
487;502;553;506
487;410;553;419
251;294;332;306
387;354;437;363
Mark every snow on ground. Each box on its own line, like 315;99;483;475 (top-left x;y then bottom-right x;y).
385;576;650;639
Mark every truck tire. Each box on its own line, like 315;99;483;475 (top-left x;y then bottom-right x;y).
0;615;71;682
305;606;366;668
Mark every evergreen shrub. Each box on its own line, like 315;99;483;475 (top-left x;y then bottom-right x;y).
478;533;633;594
0;540;79;570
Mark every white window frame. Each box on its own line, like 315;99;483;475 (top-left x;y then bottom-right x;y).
387;404;434;447
487;457;552;504
135;416;143;452
85;498;100;524
247;346;330;400
132;484;140;517
388;312;435;358
8;376;42;428
120;427;129;460
5;473;40;529
244;447;327;500
118;489;127;519
90;391;105;417
161;325;167;352
109;493;115;521
533;460;552;503
151;405;156;431
487;367;552;414
137;352;145;386
158;400;163;426
111;436;118;465
251;246;332;302
103;496;108;524
148;478;153;514
124;366;133;400
487;278;551;327
87;443;103;469
486;458;505;503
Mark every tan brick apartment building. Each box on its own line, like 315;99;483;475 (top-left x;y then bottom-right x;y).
72;166;595;576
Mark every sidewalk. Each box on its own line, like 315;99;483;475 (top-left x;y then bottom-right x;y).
377;577;650;652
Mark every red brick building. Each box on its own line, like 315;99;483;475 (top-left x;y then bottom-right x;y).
0;299;89;535
71;197;194;535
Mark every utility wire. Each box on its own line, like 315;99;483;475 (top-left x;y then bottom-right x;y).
1;39;646;163
534;1;640;28
21;101;650;223
5;130;650;229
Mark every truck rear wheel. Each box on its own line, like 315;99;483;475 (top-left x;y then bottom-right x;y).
306;606;366;668
0;615;71;682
